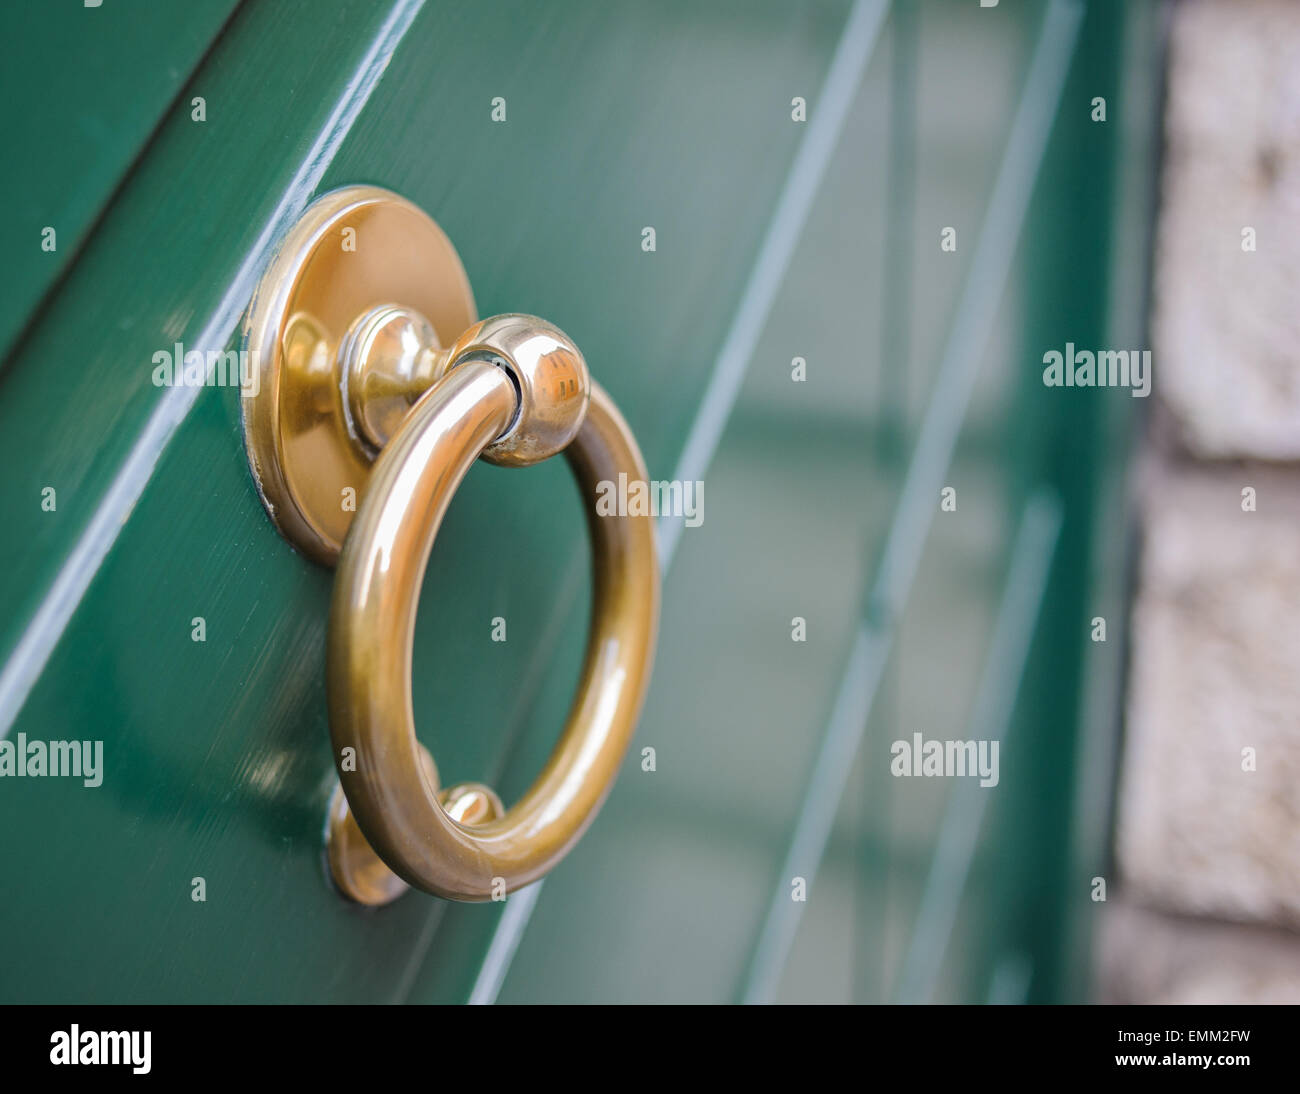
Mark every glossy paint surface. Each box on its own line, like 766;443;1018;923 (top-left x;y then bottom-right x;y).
0;0;1158;1002
0;0;240;362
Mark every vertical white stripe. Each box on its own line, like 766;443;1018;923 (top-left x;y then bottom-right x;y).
470;0;890;1006
466;883;543;1005
893;493;1062;1003
656;0;892;568
741;0;1083;1004
867;0;1083;622
740;622;888;1003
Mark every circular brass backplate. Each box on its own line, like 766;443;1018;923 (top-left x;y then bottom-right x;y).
241;186;477;565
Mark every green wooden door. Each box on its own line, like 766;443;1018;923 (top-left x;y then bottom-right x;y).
0;0;1160;1003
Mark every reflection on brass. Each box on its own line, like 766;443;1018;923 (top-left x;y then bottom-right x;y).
244;187;659;904
242;186;476;564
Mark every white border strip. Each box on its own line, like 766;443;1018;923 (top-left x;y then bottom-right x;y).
469;0;891;1005
893;491;1063;1003
655;0;891;567
868;0;1082;620
0;0;427;740
467;882;543;1005
740;0;1083;1004
740;621;888;1003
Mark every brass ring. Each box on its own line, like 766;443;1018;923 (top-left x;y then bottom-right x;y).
240;187;657;904
326;354;658;903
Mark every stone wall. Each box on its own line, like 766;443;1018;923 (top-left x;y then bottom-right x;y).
1102;0;1300;1004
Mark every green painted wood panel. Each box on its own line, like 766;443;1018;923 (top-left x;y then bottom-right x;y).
0;0;855;1002
0;0;241;363
457;0;1153;1004
0;0;1159;1004
488;0;1041;1005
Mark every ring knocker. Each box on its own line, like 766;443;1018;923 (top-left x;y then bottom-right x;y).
241;186;659;903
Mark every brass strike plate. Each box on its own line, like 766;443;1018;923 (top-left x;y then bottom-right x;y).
241;185;477;565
